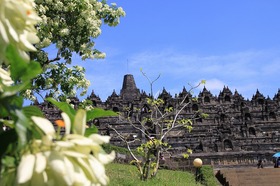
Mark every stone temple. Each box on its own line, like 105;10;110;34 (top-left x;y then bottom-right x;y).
37;74;280;168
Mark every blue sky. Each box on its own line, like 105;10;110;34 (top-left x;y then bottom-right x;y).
77;0;280;101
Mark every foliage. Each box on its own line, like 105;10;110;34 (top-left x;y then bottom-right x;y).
47;97;118;136
34;0;125;61
32;64;90;99
27;0;126;100
0;0;121;185
103;144;132;155
0;44;115;186
102;144;144;158
110;71;207;181
106;163;203;186
200;165;219;186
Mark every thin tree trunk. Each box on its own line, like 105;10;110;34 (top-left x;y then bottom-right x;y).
151;149;161;178
142;152;150;180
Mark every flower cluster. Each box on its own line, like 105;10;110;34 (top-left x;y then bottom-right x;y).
27;0;125;100
35;0;125;60
0;0;41;63
80;99;94;111
23;89;37;101
16;110;115;185
35;64;90;99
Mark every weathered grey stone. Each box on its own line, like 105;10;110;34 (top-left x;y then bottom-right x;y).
37;74;280;168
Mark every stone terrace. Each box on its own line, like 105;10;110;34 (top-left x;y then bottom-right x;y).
36;74;280;168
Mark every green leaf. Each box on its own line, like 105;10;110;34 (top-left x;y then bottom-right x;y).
1;119;14;129
6;45;41;82
0;129;17;157
1;156;16;168
13;109;31;148
0;95;23;118
22;106;44;118
84;126;98;137
86;108;117;121
0;103;9;118
46;97;76;122
22;60;42;82
0;82;30;98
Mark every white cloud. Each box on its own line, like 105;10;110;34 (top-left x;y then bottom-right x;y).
203;78;226;93
126;48;280;98
78;48;280;101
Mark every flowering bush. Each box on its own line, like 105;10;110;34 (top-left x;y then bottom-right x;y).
35;0;125;60
30;0;125;100
0;0;119;185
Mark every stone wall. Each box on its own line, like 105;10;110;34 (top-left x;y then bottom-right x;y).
36;74;280;168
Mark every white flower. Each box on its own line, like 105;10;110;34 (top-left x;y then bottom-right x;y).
0;0;41;63
24;89;37;101
61;112;71;135
85;105;93;111
41;38;51;47
90;134;111;144
60;28;69;36
31;116;56;138
95;52;106;59
17;110;115;185
16;154;36;184
34;153;47;174
0;67;13;91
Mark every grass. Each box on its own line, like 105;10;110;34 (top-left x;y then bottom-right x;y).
106;163;218;186
103;144;219;185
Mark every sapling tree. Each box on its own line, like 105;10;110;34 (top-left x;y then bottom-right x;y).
109;71;208;180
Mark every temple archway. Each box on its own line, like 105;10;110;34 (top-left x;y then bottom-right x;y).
220;113;226;122
192;104;199;111
113;107;119;112
258;99;264;105
195;142;203;152
184;97;190;103
245;113;251;121
249;127;256;136
204;96;210;103
225;95;231;102
224;139;233;151
269;112;276;120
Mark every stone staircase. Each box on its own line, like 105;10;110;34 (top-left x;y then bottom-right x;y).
216;167;280;186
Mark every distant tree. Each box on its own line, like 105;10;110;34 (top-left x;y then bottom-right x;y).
25;0;125;101
110;70;208;180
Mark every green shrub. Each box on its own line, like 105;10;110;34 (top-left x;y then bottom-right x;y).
102;144;144;157
201;165;218;186
103;144;130;154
